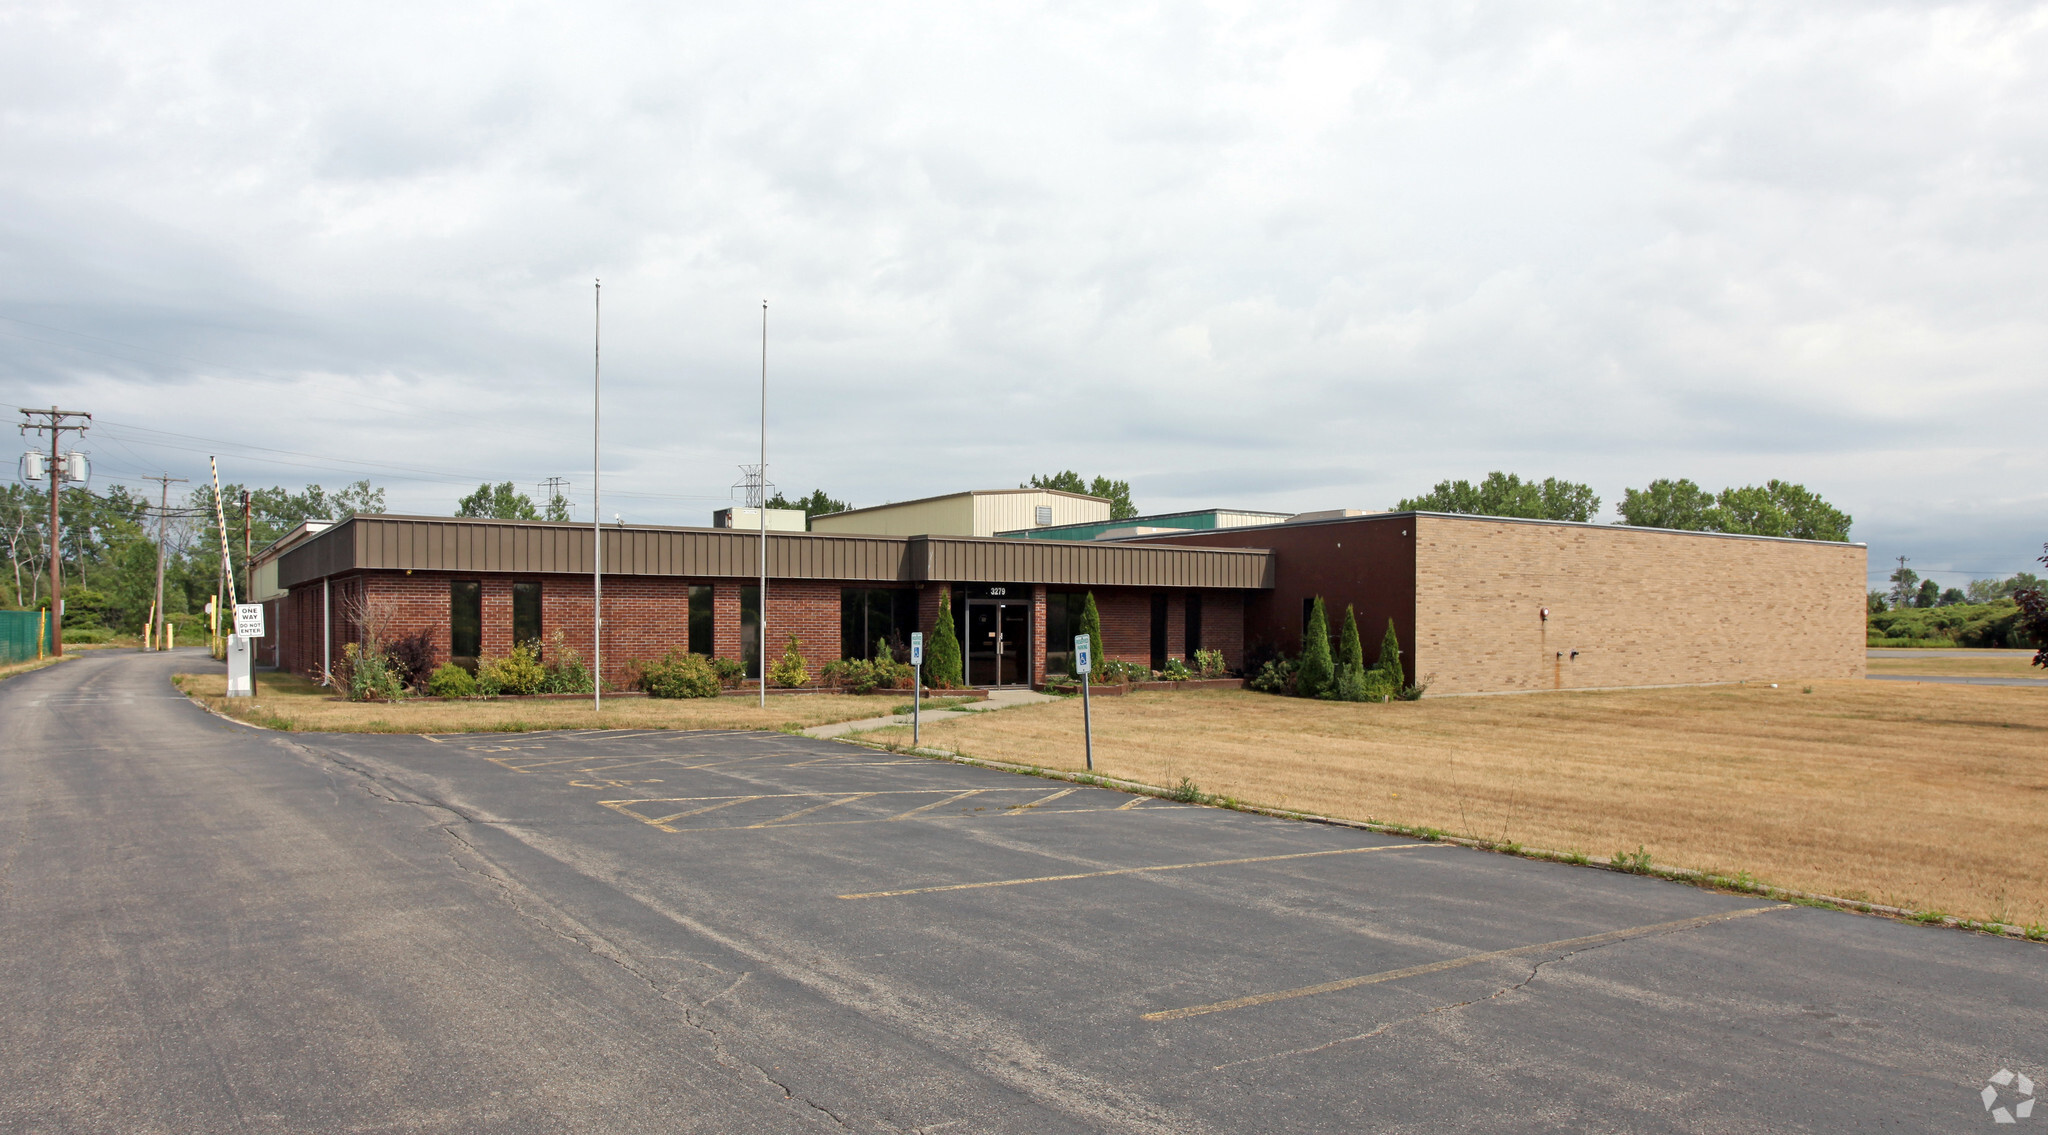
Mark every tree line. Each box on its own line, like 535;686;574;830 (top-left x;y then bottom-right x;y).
1;479;382;633
1397;471;1852;542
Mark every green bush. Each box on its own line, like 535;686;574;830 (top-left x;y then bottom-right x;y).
1338;605;1363;672
1194;648;1226;678
643;650;720;698
1160;657;1192;681
340;642;406;702
711;656;747;687
767;635;811;688
1329;663;1368;701
1296;597;1333;699
478;643;546;696
1074;591;1103;677
1247;655;1295;694
1374;619;1405;689
63;626;115;644
926;593;963;687
428;662;478;698
541;631;595;693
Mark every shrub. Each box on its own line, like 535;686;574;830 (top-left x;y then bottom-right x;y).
1160;657;1192;681
768;634;811;688
1374;619;1405;689
1074;591;1103;677
385;629;437;690
541;631;594;694
1329;663;1368;702
427;662;478;698
643;650;720;698
1247;655;1295;694
823;657;887;694
478;643;546;696
1097;658;1145;684
1296;597;1333;699
1338;605;1363;672
1865;599;2037;649
340;641;405;702
1194;648;1226;679
711;656;747;687
926;593;963;688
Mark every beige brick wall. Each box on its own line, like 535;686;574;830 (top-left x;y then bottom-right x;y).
1413;517;1867;695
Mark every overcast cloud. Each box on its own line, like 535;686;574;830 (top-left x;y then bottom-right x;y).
4;0;2045;587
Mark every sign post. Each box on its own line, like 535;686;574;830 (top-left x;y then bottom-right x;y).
1075;633;1093;771
910;632;924;747
228;604;264;698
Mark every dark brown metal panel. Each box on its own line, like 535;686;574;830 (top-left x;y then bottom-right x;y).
277;518;358;588
914;536;1271;589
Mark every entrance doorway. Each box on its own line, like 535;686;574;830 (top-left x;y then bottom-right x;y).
966;599;1031;687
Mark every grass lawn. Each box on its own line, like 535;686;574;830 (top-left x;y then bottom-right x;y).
175;671;892;734
1866;649;2046;680
864;682;2048;929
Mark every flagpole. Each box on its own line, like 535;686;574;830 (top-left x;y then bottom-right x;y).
593;279;602;712
758;299;768;709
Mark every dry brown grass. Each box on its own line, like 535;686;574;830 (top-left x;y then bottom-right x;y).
175;672;888;734
867;682;2048;927
1866;650;2046;680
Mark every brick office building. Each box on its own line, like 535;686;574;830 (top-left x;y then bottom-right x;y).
1143;511;1867;695
265;514;1273;688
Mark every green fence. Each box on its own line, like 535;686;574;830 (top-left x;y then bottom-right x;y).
0;610;54;664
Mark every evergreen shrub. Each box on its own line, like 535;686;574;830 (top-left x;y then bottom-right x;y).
1296;597;1333;699
926;594;964;687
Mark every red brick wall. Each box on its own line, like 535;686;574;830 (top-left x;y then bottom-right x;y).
281;571;848;687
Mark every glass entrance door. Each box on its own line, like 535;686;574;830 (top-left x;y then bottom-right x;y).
966;600;1032;687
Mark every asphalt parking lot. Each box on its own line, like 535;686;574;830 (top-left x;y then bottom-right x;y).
318;722;2048;1132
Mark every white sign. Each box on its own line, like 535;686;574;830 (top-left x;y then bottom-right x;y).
910;632;924;665
1074;634;1091;675
234;603;265;638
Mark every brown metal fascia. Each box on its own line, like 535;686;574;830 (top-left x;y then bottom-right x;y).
911;535;1272;589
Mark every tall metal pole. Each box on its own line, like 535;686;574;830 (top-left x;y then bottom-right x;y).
758;299;768;709
593;280;603;711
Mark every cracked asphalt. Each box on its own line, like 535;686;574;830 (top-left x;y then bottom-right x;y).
5;650;2046;1133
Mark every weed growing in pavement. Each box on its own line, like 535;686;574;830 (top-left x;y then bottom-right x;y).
1610;846;1653;874
1562;848;1590;865
1913;909;1949;924
1171;776;1205;803
2026;924;2048;942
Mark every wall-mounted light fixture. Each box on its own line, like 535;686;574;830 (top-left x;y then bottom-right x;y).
1570;650;1579;660
1540;607;1549;622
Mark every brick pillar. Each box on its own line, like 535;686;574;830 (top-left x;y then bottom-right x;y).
713;582;743;661
1031;584;1047;686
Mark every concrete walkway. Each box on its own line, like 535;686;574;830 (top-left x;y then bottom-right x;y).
1865;674;2047;687
802;687;1062;738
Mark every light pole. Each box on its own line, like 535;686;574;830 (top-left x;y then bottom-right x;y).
593;280;603;711
758;299;768;709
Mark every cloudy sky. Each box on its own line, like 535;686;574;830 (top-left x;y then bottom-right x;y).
4;1;2045;588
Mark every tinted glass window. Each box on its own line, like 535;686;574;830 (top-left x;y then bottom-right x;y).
1185;593;1202;660
512;582;541;652
688;585;713;656
840;588;918;660
741;586;760;678
450;580;482;663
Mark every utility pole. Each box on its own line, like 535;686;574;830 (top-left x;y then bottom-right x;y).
17;406;91;657
141;473;187;651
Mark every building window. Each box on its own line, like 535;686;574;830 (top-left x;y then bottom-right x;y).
841;588;917;661
450;580;482;666
1185;593;1202;661
512;581;541;653
688;585;713;656
1150;595;1169;672
1045;590;1089;675
741;586;760;678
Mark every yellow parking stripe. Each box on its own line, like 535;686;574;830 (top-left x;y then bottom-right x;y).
1141;904;1793;1021
839;843;1438;900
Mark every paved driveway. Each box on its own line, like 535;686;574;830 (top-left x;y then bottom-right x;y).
5;649;2044;1132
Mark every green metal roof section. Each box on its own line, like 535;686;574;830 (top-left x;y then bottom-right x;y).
995;507;1291;542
